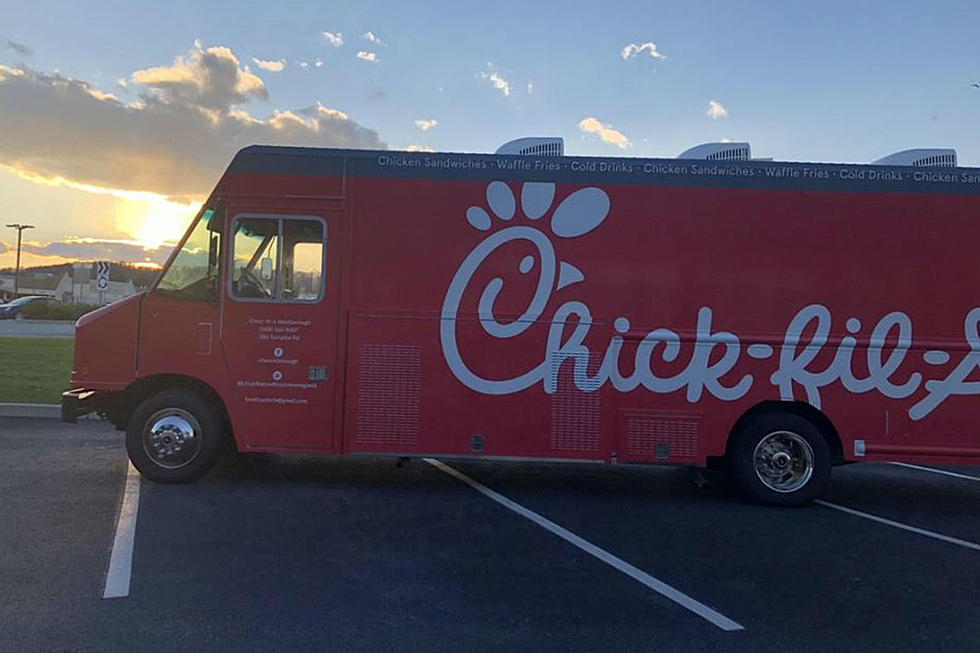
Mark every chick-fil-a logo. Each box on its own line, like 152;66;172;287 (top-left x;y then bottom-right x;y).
440;180;980;420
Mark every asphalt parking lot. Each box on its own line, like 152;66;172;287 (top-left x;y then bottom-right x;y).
2;417;979;653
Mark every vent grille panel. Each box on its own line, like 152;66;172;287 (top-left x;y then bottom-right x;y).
912;153;956;167
549;355;601;453
355;345;421;446
706;147;749;161
623;412;699;460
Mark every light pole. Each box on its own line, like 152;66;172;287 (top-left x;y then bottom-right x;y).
6;223;34;297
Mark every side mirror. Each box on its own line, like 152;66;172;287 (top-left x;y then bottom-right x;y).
261;258;274;281
208;233;219;269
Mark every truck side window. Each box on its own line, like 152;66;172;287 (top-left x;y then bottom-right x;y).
156;206;223;301
281;220;325;301
230;216;326;302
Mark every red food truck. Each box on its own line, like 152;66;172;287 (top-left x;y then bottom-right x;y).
62;144;980;505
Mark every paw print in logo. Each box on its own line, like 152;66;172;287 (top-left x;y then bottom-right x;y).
463;181;609;291
441;180;612;394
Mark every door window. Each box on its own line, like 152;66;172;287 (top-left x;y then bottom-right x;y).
232;217;279;299
230;215;326;302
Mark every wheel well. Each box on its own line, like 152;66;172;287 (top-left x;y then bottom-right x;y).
111;374;231;434
723;400;844;464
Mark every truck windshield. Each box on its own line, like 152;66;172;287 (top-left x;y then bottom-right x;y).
156;206;223;301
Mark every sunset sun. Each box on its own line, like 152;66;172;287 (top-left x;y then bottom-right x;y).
116;195;199;250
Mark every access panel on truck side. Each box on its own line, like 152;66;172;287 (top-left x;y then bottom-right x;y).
220;208;344;451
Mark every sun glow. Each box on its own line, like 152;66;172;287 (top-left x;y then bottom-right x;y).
115;195;200;249
0;162;201;250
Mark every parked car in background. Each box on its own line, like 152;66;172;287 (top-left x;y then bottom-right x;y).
0;296;58;319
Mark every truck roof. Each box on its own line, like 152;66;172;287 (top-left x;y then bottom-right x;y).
225;145;980;197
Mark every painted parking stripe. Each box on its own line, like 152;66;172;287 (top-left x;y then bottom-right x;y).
424;458;744;632
103;461;141;599
887;462;980;483
815;500;980;552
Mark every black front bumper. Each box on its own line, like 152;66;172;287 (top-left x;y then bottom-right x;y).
61;388;108;423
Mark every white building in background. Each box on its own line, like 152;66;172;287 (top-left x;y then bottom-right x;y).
70;277;135;305
0;272;71;302
68;264;135;305
0;266;136;305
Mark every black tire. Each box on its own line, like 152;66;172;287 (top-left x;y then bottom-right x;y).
125;389;225;483
729;410;831;507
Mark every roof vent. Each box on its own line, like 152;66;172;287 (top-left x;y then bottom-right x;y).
677;142;752;161
496;137;564;156
872;148;957;167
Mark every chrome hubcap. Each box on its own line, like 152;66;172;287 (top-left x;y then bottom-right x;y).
753;430;814;493
143;408;202;469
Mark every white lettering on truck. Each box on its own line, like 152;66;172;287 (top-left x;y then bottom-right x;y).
440;181;980;420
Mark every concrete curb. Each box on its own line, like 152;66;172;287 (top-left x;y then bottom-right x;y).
0;319;76;339
7;319;76;325
0;403;62;418
0;403;101;420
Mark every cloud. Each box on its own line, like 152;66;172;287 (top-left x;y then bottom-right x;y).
527;82;533;95
403;144;435;152
4;39;33;57
131;43;267;111
488;73;510;95
620;41;665;61
414;119;437;131
362;31;384;45
22;238;174;265
479;65;510;96
0;240;8;255
356;51;379;63
706;99;728;119
578;116;631;149
252;57;285;72
321;31;343;47
297;58;324;69
0;42;386;201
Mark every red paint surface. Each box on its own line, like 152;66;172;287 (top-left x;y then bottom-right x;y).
71;158;980;467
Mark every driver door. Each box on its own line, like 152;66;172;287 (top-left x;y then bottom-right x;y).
220;211;341;451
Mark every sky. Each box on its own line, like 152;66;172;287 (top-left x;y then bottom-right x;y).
1;0;979;268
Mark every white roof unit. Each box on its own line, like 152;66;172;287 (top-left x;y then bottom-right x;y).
677;142;751;161
496;137;564;156
872;148;957;167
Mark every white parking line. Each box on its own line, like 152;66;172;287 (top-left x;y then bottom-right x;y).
887;462;980;483
102;461;141;599
424;458;744;632
814;500;980;552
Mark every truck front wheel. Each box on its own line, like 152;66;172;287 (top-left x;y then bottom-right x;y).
730;410;831;506
125;389;224;483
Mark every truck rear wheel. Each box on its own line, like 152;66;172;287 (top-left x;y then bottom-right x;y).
125;389;224;483
730;410;831;506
